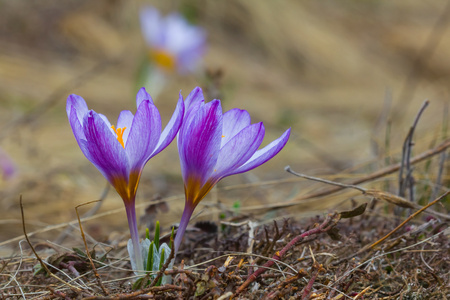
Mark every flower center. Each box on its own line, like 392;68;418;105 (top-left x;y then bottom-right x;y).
111;125;127;148
149;49;176;72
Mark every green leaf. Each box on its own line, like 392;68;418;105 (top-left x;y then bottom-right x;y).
146;228;150;240
132;277;144;290
154;221;160;250
156;248;165;286
147;242;154;272
169;227;174;251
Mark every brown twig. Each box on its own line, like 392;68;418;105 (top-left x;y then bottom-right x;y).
301;262;324;300
149;233;175;287
285;166;450;221
367;190;449;250
235;213;340;295
82;284;186;300
398;100;429;202
75;200;109;295
19;195;83;294
250;138;450;212
55;183;110;244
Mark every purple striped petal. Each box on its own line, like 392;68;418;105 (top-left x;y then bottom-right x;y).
232;128;291;175
179;100;222;185
68;106;87;147
152;94;184;157
66;94;88;125
184;87;204;112
136;87;154;108
83;111;130;184
126;101;161;170
211;122;265;181
221;109;251;146
116;110;134;145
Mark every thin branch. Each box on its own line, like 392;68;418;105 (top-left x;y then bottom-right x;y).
367;190;449;250
235;213;340;295
398;100;430;201
19;195;83;294
285;166;450;221
75;200;109;295
55;183;109;244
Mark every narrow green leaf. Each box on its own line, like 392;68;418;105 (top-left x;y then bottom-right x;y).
169;227;174;251
146;228;150;240
154;221;160;250
146;242;154;272
156;248;165;286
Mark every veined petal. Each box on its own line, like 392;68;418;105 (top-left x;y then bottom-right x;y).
83;111;130;185
136;87;154;108
212;123;265;181
232;128;291;176
221;109;251;146
151;94;184;157
116;110;134;145
184;87;204;112
178;100;222;186
66;94;88;125
69;106;87;148
126;100;161;171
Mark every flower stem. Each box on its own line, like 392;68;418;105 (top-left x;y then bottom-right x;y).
174;203;195;254
125;201;144;273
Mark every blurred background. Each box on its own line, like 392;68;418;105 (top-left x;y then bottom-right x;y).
0;1;449;255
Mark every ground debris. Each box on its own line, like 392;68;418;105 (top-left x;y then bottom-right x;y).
1;209;448;299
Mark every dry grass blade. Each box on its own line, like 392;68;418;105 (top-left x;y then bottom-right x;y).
75;200;109;295
368;190;450;250
19;195;83;295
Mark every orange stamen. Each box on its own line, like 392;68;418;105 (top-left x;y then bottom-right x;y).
149;49;176;72
222;135;225;138
111;125;126;148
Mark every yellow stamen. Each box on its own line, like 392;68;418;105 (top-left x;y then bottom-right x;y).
149;49;176;72
222;135;225;138
111;125;126;148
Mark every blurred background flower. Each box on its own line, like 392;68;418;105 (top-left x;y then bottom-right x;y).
0;147;16;180
138;5;206;98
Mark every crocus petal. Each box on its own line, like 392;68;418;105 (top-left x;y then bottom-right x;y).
221;109;251;146
178;100;223;186
184;87;204;112
136;87;154;108
151;94;184;157
66;94;88;125
83;111;130;184
116;110;134;145
231;128;291;176
68;106;87;146
126;101;161;171
211;123;265;181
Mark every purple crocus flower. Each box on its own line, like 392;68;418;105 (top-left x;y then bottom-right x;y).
140;6;206;74
0;147;16;180
174;87;291;253
66;87;184;272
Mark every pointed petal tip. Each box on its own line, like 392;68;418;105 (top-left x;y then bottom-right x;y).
136;87;154;107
